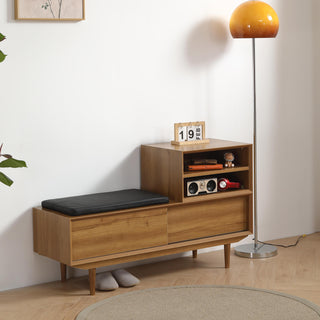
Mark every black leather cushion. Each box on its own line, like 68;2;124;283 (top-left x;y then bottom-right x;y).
41;189;169;216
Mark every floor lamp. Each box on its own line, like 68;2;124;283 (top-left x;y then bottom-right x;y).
229;1;279;258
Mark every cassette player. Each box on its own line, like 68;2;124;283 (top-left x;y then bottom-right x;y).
186;176;218;197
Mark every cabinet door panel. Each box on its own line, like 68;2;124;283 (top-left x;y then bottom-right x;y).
168;197;248;243
71;208;168;261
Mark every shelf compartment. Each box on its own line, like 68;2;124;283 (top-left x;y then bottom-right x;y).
183;147;250;172
183;166;249;178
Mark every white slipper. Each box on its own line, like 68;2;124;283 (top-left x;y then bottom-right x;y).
112;269;140;288
95;272;119;291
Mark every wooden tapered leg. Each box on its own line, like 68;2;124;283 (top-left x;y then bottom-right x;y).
89;269;96;295
60;263;67;282
224;244;230;268
192;250;198;259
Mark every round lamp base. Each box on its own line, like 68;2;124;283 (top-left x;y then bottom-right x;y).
234;243;278;259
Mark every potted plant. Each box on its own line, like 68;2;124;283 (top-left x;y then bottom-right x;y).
0;145;27;187
0;33;6;62
1;34;27;186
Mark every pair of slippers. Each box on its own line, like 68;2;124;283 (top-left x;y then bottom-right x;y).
96;269;140;291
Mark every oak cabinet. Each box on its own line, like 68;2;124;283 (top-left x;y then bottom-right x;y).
33;139;252;295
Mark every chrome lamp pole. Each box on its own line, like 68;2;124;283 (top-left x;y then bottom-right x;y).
229;1;279;259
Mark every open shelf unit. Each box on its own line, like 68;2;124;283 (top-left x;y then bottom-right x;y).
141;138;253;203
141;138;253;246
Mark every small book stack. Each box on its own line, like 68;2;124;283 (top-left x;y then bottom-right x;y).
187;159;223;171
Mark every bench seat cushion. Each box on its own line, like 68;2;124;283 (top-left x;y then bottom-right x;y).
41;189;169;216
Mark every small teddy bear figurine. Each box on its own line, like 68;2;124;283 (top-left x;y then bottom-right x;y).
224;152;235;168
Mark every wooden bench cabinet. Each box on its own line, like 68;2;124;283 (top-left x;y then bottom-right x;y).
33;139;253;295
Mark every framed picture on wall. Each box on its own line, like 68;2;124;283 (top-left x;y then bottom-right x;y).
15;0;85;21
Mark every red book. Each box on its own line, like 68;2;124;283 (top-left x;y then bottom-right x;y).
188;164;223;171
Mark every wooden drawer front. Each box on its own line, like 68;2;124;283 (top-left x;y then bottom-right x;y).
168;197;248;243
71;208;168;261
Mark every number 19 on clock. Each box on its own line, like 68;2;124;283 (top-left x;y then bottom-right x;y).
178;125;202;142
171;121;209;146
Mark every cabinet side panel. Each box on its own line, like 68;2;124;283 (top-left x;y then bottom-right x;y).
249;146;253;191
248;194;253;233
33;208;71;265
246;146;253;232
141;146;183;202
168;150;183;202
141;146;169;197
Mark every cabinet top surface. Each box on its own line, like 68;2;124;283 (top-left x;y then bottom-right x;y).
142;139;251;152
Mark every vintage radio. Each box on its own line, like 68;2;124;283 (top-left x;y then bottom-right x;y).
186;176;218;197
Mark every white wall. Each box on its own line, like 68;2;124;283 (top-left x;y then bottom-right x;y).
313;0;320;232
0;0;318;291
255;0;316;239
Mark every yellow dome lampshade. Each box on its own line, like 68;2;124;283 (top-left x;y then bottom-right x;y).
230;1;279;38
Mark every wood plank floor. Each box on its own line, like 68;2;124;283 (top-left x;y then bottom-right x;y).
1;233;319;320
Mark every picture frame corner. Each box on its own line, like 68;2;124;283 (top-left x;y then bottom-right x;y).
13;0;85;21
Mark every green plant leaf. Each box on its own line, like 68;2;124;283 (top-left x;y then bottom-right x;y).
0;158;27;168
0;172;13;186
0;33;5;42
0;50;6;63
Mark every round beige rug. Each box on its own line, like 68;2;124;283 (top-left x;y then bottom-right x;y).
76;285;320;320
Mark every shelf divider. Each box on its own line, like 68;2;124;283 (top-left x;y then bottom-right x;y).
183;166;250;178
182;189;252;204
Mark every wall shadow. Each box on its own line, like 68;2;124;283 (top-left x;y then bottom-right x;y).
89;147;141;194
185;18;229;67
184;17;230;142
0;208;61;290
